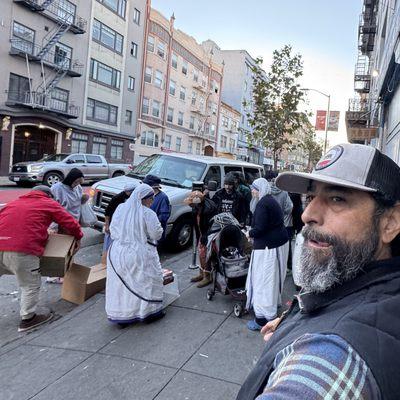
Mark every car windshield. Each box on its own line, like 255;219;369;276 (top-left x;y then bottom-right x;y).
129;155;206;188
39;154;69;162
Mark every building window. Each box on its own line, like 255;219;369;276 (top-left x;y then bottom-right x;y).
188;140;193;154
51;87;69;112
92;136;107;156
167;107;173;123
229;138;236;153
169;80;176;96
171;53;178;69
152;100;161;118
222;116;229;128
191;91;197;106
176;137;182;152
54;42;72;69
12;21;35;55
140;131;159;147
211;102;217;115
71;133;88;153
86;98;118;125
142;97;150;114
199;97;205;111
7;73;30;102
178;111;184;126
180;86;186;101
154;70;163;88
133;7;141;24
56;0;76;24
93;19;123;54
164;134;172;149
157;42;165;59
205;122;210;134
193;69;199;82
182;60;188;75
128;76;135;91
147;35;155;52
130;42;138;58
89;59;121;90
144;66;152;83
97;0;126;18
125;110;132;124
220;135;227;148
196;142;201;155
111;139;124;159
210;124;216;135
189;116;195;130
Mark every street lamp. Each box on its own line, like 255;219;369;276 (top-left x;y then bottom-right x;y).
301;88;331;153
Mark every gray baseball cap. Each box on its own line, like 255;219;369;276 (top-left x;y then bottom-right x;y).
276;143;400;202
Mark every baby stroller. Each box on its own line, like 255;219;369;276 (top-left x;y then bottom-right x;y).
205;213;250;317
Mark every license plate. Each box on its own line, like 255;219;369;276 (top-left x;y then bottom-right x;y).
13;177;20;181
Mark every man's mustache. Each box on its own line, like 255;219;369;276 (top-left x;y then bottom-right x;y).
302;225;338;247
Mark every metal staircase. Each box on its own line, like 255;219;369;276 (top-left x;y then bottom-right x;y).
10;0;85;118
36;21;72;59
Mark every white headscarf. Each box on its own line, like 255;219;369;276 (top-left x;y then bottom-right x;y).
250;178;271;213
110;183;154;243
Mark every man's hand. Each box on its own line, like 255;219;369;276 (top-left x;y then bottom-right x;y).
260;317;282;342
73;240;81;255
81;194;89;204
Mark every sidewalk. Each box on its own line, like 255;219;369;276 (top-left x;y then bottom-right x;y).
0;242;296;400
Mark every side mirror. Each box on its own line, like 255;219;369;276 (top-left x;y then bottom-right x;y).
207;180;218;192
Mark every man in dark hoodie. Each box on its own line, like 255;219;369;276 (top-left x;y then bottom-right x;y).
212;174;247;225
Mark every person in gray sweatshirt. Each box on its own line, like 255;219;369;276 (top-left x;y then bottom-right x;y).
264;171;293;228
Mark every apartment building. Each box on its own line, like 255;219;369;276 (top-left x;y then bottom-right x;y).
216;101;240;159
134;9;223;164
346;0;400;167
0;0;146;176
201;40;264;165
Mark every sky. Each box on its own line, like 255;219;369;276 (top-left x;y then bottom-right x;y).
151;0;363;147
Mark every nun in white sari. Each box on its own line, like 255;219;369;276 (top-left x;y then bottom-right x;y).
106;183;165;324
245;178;289;331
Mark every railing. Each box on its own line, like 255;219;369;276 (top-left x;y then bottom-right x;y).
43;1;87;31
348;98;370;112
6;90;80;117
10;38;84;75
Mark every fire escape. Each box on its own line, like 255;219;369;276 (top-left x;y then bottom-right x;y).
7;0;87;119
346;0;379;143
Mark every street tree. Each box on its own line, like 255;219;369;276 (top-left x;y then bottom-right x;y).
245;45;306;170
301;123;324;171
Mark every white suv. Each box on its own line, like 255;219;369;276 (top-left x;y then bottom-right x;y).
90;153;263;251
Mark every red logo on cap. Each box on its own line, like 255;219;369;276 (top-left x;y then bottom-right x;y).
315;145;344;171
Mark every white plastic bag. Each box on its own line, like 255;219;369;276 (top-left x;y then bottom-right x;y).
80;203;97;227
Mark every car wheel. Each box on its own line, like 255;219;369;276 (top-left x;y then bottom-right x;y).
112;171;125;178
43;172;63;187
169;217;193;251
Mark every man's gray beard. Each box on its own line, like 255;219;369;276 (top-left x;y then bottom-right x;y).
299;223;380;293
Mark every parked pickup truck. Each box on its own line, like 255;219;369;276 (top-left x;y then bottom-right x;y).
9;153;132;187
89;152;263;251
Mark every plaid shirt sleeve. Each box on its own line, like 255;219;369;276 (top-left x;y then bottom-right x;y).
256;333;381;400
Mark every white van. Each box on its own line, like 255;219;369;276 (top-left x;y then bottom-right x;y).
89;152;263;250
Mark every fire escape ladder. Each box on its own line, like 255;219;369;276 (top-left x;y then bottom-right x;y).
36;19;71;60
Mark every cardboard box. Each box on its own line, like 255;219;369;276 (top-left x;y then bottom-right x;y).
61;263;107;305
40;234;76;277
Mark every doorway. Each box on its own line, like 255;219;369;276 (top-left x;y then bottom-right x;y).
204;145;214;157
13;125;57;163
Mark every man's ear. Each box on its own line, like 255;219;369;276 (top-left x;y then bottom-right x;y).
381;203;400;245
